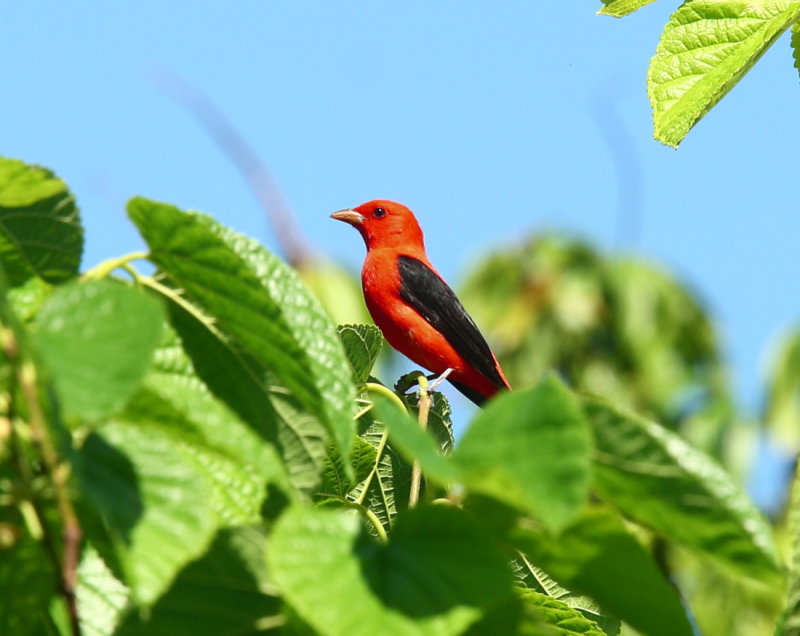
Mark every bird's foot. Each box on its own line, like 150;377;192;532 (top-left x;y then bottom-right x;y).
427;368;453;393
393;368;453;396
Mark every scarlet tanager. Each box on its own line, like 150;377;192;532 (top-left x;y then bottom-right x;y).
331;200;511;405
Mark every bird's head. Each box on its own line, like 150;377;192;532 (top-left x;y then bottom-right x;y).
331;199;425;252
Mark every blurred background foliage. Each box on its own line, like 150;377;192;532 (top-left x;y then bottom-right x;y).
303;232;800;636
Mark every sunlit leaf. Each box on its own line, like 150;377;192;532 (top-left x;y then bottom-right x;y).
597;0;657;18
162;295;323;496
77;420;218;606
75;547;129;636
34;279;164;423
128;198;355;469
456;377;592;533
648;1;800;146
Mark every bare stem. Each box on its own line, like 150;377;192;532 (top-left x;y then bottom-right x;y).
154;71;313;267
408;376;432;508
15;352;82;636
82;251;149;281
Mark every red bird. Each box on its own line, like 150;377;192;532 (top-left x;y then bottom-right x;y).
331;199;510;405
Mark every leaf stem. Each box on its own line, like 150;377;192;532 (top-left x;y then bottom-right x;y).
332;498;388;543
82;251;149;281
408;375;432;508
363;382;407;413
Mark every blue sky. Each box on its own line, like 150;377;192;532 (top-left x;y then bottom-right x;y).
4;3;800;479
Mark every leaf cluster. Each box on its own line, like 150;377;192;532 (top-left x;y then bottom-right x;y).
0;157;794;635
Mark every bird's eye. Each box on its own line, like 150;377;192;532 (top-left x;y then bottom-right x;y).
373;207;387;218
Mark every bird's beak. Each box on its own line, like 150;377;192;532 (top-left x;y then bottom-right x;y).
330;209;365;225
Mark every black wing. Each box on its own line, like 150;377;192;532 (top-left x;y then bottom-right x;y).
397;255;506;400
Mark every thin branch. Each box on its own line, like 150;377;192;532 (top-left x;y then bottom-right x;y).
81;251;149;281
154;70;313;267
408;376;432;508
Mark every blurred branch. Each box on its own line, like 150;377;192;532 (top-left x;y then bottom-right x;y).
154;70;313;267
591;76;644;248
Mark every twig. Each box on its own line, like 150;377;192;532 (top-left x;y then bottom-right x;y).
154;70;313;267
408;376;432;508
10;337;83;636
81;251;149;281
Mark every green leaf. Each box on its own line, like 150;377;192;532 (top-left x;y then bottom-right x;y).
349;403;416;534
162;290;324;497
513;556;620;636
763;327;800;450
584;397;783;585
146;328;290;520
404;390;455;455
513;509;693;636
298;260;372;326
268;505;513;636
77;419;218;606
0;519;57;635
0;157;83;286
128;197;354;470
116;526;281;636
75;547;129;636
321;436;378;498
793;22;800;75
373;395;461;487
7;276;52;323
518;589;608;636
376;379;592;532
597;0;657;18
777;462;800;634
34;279;164;423
455;376;592;533
338;323;383;384
648;1;800;147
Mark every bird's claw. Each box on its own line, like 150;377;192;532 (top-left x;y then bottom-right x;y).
393;368;453;396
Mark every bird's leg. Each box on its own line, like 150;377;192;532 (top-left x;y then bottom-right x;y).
427;368;453;393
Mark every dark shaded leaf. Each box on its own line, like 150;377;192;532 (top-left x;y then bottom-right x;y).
0;157;83;286
268;505;513;636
